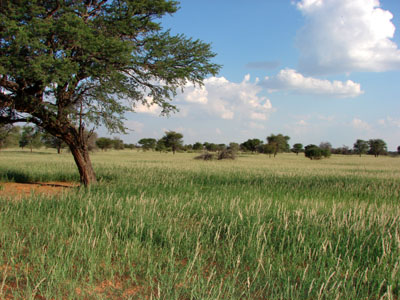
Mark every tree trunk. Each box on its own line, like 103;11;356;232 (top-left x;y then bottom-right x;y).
69;144;97;186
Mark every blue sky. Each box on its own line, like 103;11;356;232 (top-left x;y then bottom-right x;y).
118;0;400;150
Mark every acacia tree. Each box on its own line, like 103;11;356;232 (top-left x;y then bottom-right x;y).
368;139;387;157
0;1;219;185
138;138;157;151
266;134;290;157
353;139;369;157
291;143;303;155
161;131;183;154
240;138;263;153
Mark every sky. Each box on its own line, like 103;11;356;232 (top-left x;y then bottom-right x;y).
116;0;400;150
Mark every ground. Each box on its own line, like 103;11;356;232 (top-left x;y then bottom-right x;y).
0;182;78;199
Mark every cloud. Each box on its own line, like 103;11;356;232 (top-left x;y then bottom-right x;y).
133;99;162;115
245;61;280;70
351;118;371;130
260;69;363;97
378;116;400;128
125;121;144;133
296;0;400;74
177;75;274;122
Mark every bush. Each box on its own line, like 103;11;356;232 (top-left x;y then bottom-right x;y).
304;144;323;160
194;152;215;160
217;149;236;160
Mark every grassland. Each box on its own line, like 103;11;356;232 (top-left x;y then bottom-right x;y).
0;149;399;299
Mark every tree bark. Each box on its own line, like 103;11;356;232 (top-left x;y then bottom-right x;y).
69;143;97;186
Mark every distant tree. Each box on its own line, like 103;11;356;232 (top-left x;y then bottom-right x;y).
319;142;332;158
124;144;136;150
204;142;218;152
319;142;332;151
368;139;387;157
266;134;290;157
218;149;236;160
333;145;351;155
138;138;157;151
398;146;400;154
258;143;275;158
291;143;304;155
96;137;113;151
161;131;183;154
20;126;42;152
0;125;20;150
111;138;124;150
241;138;263;153
304;144;323;160
42;132;67;154
155;139;167;153
192;142;204;151
183;144;193;151
217;144;227;152
228;142;240;153
353;139;369;157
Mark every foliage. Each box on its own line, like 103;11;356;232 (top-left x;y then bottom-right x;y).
42;132;67;154
19;126;42;152
203;142;218;152
240;138;263;153
228;142;240;153
0;0;220;184
111;138;124;150
257;143;276;157
304;144;323;160
0;124;20;149
368;139;387;157
194;152;215;160
138;138;157;151
353;139;369;156
192;142;204;151
291;143;304;155
217;149;236;160
161;131;183;154
155;138;167;153
96;137;113;151
266;134;290;156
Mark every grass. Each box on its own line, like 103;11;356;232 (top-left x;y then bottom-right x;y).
0;149;399;299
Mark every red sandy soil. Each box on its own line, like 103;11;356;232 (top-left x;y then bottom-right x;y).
0;181;79;199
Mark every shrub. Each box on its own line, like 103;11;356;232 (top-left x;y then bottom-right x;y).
304;144;323;160
194;152;215;160
217;149;236;160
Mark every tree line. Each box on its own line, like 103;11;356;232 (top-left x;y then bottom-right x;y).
136;132;396;160
2;125;396;160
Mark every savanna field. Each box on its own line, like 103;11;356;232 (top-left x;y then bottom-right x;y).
0;150;399;299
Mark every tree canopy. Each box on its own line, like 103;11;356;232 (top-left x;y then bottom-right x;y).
161;131;183;154
353;139;369;157
0;0;220;185
368;139;387;157
266;134;290;157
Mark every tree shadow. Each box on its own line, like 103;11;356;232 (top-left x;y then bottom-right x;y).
2;170;33;183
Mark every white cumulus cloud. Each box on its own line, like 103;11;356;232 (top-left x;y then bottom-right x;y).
296;0;400;74
177;75;274;122
260;69;363;98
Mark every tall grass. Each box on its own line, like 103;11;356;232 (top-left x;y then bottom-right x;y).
0;149;399;299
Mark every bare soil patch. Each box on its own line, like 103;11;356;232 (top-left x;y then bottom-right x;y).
0;181;79;199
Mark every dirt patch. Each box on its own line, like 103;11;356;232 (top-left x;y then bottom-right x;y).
0;181;79;199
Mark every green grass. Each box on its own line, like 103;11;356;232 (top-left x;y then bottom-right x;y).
0;149;399;299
